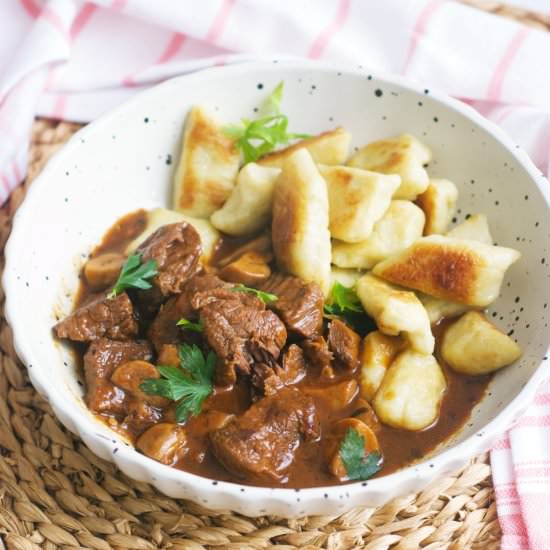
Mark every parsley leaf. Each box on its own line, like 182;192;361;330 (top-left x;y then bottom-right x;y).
176;318;204;332
108;253;158;298
224;81;309;164
140;344;216;422
231;283;278;304
339;428;382;481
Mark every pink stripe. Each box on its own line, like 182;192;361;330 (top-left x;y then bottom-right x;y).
516;466;550;478
51;95;67;119
111;0;127;9
11;160;22;183
487;28;529;101
514;414;550;428
307;0;351;60
70;4;97;41
499;514;528;537
403;0;443;72
206;0;236;44
19;0;41;18
42;7;69;40
495;486;520;501
492;437;511;451
0;174;12;196
157;32;186;63
533;392;550;406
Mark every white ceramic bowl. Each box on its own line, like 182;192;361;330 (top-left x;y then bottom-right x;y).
4;60;550;517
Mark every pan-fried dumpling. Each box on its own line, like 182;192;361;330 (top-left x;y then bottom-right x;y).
332;201;425;269
418;293;469;324
319;165;400;242
416;178;458;235
447;214;493;245
258;128;351;168
441;311;522;375
210;163;281;236
356;273;434;354
373;350;446;431
172;106;240;218
272;149;331;295
360;331;404;401
373;235;520;307
330;267;363;288
126;208;220;262
348;134;431;200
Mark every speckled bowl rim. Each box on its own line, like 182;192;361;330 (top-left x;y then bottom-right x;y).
4;59;550;516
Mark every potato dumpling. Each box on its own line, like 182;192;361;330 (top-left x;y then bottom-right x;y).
348;134;431;200
319;164;400;242
330;267;363;288
447;214;493;245
172;106;240;218
416;178;458;235
126;208;220;262
360;331;404;401
210;163;281;236
332;201;425;269
272;149;331;295
373;235;521;307
356;273;434;354
373;350;446;431
417;293;469;324
258;128;351;168
441;311;522;374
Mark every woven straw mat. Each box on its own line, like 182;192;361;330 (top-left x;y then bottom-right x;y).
1;3;548;549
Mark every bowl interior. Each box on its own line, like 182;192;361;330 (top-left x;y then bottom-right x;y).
5;62;550;510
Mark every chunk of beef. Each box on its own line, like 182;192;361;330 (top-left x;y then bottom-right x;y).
55;293;137;343
83;338;153;415
328;319;360;370
210;387;320;482
260;273;323;338
123;399;163;435
148;274;230;352
252;344;307;397
136;222;201;296
301;336;335;380
198;291;287;386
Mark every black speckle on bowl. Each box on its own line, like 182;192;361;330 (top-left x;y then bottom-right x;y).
374;89;383;97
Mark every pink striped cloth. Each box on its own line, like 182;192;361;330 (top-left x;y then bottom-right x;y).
1;0;550;546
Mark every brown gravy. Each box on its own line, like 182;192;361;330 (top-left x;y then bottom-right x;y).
75;210;492;488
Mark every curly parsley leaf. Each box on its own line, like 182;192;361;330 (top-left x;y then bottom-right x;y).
140;344;215;422
108;253;158;298
224;81;309;164
339;428;382;481
176;318;204;333
231;283;278;304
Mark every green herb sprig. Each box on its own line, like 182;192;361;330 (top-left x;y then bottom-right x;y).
176;318;204;333
224;81;309;164
339;428;382;481
108;253;158;298
231;283;278;304
140;344;215;422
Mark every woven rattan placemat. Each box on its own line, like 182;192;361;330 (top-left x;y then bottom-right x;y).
1;4;548;548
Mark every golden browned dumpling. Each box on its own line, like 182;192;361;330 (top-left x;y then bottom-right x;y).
172;106;240;218
272;149;331;295
441;311;522;375
373;350;446;431
373;235;520;307
331;201;425;269
210;163;281;236
348;134;431;200
319;164;400;242
416;178;458;235
447;214;493;245
356;273;434;354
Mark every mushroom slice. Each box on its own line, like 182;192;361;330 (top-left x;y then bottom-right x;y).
441;311;522;375
332;201;425;269
319;164;400;242
258;128;351;168
272;149;331;295
416;178;458;235
447;214;493;245
83;252;125;290
373;350;446;431
356;274;434;354
210;163;281;236
373;235;521;307
348;134;431;200
173;106;240;218
136;423;188;465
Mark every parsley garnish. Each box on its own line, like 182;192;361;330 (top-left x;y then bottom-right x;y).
224;81;309;164
140;344;215;422
339;428;382;481
231;283;278;304
176;318;204;332
108;253;158;298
